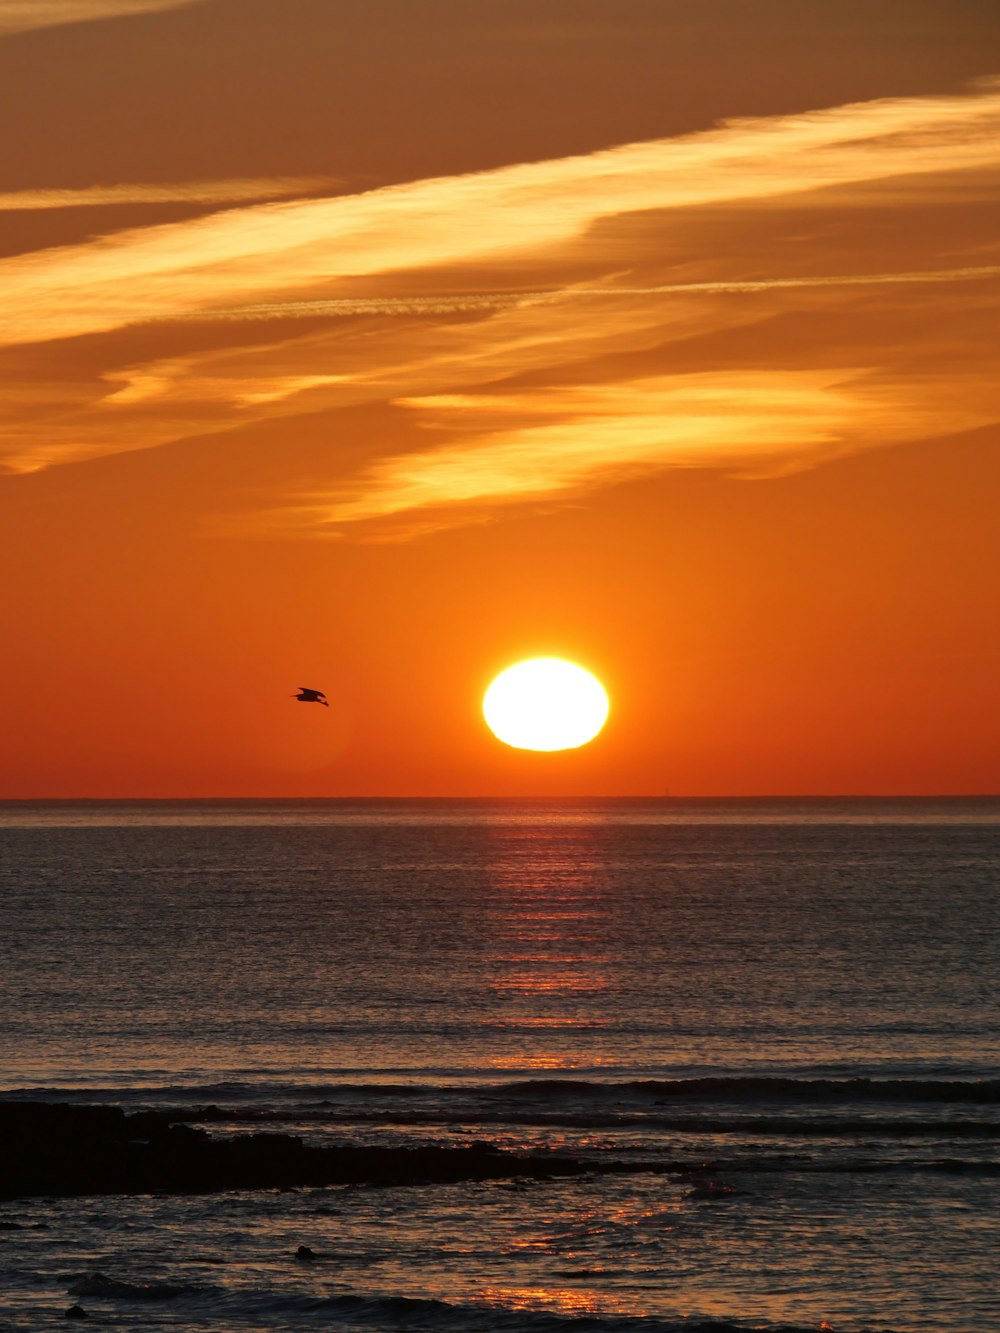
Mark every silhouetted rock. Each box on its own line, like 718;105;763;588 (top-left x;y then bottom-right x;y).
0;1102;591;1200
64;1306;88;1320
295;1244;316;1261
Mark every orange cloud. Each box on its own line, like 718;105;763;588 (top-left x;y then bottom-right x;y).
0;178;335;210
0;82;997;352
0;0;200;36
1;80;998;538
286;369;992;531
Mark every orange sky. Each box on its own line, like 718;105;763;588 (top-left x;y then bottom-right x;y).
1;0;998;797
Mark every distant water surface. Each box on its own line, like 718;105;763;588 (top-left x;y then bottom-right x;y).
1;798;998;1331
3;794;1000;827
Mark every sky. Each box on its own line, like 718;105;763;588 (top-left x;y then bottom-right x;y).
1;0;999;798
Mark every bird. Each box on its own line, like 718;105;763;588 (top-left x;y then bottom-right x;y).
293;687;329;707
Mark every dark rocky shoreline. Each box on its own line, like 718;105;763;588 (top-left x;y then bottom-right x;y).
0;1103;594;1200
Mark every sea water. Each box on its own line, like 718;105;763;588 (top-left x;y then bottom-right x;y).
1;799;998;1331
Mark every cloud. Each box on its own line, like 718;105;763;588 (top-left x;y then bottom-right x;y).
0;0;201;37
0;288;683;474
103;368;349;407
0;82;998;350
287;370;990;532
0;178;335;211
2;80;999;534
337;373;873;518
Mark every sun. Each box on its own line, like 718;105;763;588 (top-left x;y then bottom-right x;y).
483;658;609;752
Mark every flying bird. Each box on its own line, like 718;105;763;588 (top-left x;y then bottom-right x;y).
293;687;329;706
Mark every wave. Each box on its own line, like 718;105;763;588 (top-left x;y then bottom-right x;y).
68;1272;199;1300
8;1098;997;1204
237;1110;1000;1137
300;1292;838;1332
60;1274;856;1332
5;1074;999;1107
494;1076;1000;1105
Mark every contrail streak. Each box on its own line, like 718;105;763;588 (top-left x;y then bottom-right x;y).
196;264;1000;322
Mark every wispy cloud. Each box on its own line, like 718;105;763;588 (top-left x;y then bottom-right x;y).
289;370;989;532
0;82;998;349
0;0;201;37
103;368;349;408
2;81;999;532
0;178;335;211
328;374;873;519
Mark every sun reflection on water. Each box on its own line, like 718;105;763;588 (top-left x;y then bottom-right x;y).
480;820;621;1071
485;1050;620;1071
476;1284;647;1319
482;1014;614;1028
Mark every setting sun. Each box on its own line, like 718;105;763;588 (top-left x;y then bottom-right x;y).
483;659;609;752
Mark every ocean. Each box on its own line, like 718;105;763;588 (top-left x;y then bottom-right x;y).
1;798;998;1331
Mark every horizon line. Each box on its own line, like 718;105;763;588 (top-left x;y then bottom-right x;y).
1;793;998;803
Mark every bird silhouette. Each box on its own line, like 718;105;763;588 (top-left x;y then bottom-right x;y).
293;687;329;707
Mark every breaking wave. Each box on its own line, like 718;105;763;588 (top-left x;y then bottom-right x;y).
62;1275;851;1332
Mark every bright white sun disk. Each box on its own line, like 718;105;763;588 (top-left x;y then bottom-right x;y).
483;658;609;752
